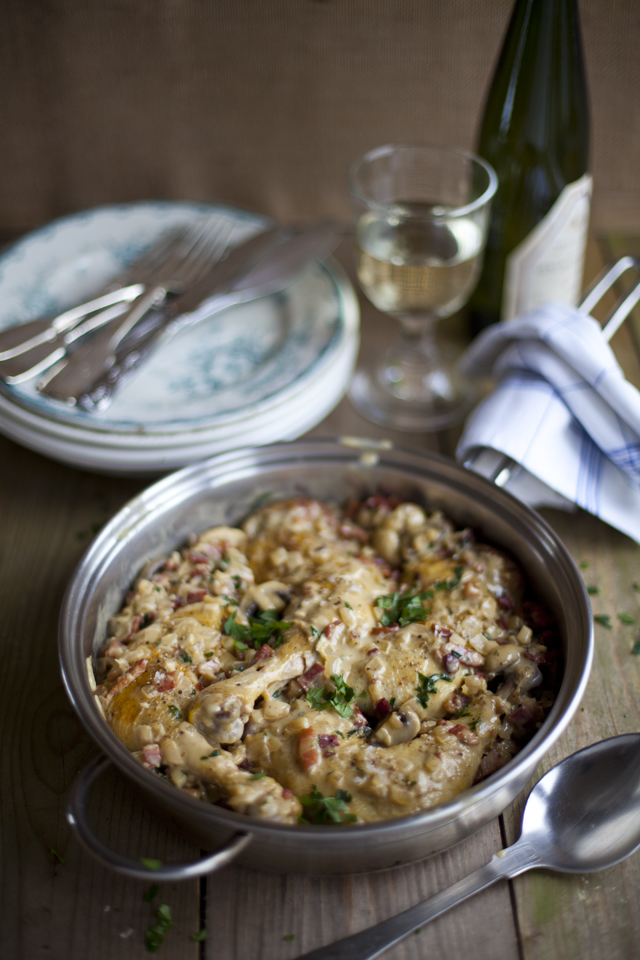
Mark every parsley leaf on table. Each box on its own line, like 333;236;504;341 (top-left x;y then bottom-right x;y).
145;904;173;952
594;614;612;629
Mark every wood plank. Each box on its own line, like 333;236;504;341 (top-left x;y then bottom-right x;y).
0;435;202;959
208;248;517;960
503;507;640;960
205;821;518;960
5;232;639;960
499;235;640;960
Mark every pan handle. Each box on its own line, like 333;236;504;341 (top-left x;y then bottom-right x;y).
66;755;253;881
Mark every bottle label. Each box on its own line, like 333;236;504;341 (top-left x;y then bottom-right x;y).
502;173;593;322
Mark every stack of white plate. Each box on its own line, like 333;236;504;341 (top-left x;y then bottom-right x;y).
0;202;359;474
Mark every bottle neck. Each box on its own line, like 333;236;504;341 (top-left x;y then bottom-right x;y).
479;0;589;177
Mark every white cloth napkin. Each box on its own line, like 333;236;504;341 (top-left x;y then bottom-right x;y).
456;301;640;544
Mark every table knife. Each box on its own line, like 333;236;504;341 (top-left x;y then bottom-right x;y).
41;220;343;410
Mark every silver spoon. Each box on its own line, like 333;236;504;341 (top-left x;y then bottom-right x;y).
295;733;640;960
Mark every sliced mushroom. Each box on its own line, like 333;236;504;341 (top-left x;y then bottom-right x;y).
374;707;421;747
189;625;315;744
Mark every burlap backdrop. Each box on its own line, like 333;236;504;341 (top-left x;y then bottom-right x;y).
0;0;637;236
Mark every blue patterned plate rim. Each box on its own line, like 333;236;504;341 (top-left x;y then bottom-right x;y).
0;201;357;436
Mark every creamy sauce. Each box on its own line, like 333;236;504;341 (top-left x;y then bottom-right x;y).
96;497;558;825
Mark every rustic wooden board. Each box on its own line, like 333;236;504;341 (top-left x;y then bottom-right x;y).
0;436;202;959
212;276;519;960
499;235;640;960
205;822;518;960
503;507;640;960
2;236;639;960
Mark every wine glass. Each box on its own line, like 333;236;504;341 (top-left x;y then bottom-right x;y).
347;144;497;431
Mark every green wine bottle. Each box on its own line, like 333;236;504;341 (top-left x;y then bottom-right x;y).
469;0;590;334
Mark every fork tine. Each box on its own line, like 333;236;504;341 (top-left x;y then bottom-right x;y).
143;217;231;285
176;220;235;285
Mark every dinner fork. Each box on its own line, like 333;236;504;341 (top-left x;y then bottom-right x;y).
0;222;207;364
36;218;233;403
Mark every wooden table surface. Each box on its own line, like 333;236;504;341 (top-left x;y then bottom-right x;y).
2;236;640;960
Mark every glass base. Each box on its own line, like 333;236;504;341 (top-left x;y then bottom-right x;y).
348;358;476;432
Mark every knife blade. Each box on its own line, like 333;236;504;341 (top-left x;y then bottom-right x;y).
55;220;344;411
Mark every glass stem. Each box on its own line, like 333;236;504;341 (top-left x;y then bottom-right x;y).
395;313;440;372
381;313;449;403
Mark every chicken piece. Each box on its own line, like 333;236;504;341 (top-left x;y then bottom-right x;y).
189;625;316;744
102;656;198;751
245;691;502;822
160;723;301;823
361;622;467;718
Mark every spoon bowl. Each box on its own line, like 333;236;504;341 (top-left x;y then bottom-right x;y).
522;733;640;873
296;733;640;960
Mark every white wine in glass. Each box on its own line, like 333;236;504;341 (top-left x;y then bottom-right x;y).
348;146;497;431
357;204;485;317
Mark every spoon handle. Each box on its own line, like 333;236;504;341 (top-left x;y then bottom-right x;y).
293;843;540;960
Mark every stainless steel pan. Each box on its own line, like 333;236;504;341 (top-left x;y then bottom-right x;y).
59;439;593;880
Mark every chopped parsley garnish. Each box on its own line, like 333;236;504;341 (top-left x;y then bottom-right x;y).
390;697;396;709
145;904;173;952
586;585;600;596
250;771;267;780
299;787;357;824
305;674;357;718
191;930;207;942
344;602;353;610
305;687;327;710
201;750;220;759
181;652;192;663
233;638;249;652
375;590;433;626
310;627;321;638
143;885;159;902
225;609;292;648
453;708;470;719
204;652;214;658
167;705;182;719
415;672;453;707
594;614;612;629
376;571;464;627
618;613;636;625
